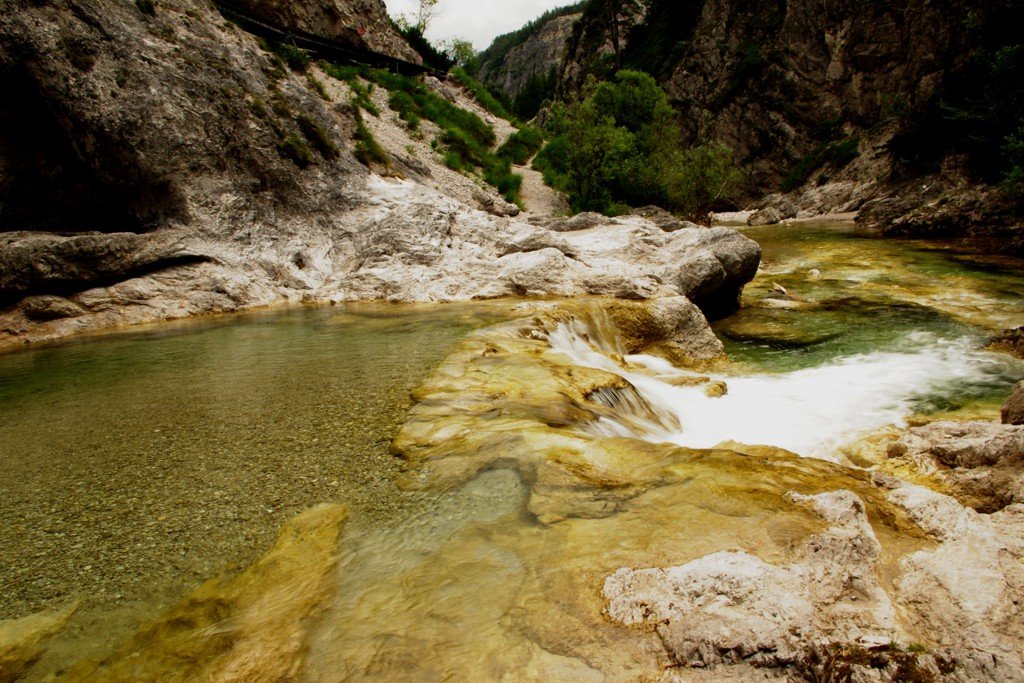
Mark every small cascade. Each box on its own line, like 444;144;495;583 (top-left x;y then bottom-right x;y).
549;316;1021;462
548;314;680;440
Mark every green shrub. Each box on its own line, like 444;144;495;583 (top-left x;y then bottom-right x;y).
321;63;362;82
325;65;521;200
497;127;544;164
348;79;379;116
306;73;330;101
532;135;570;188
269;91;293;118
484;159;523;203
279;135;312;168
135;0;156;16
296;114;339;159
532;70;744;218
451;67;515;122
1005;126;1024;194
353;112;388;168
275;43;310;72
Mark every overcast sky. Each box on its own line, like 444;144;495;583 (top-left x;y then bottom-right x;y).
383;0;571;50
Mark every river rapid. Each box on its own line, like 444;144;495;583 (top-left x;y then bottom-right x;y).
2;221;1023;680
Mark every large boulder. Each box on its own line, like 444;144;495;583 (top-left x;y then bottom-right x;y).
1003;381;1024;425
604;491;899;669
887;420;1024;512
331;179;761;315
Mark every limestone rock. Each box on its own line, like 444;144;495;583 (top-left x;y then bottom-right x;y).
629;206;699;232
604;490;896;669
877;479;1024;681
331;179;760;313
1003;382;1024;425
477;11;580;104
888;421;1024;512
472;187;521;217
0;0;761;352
0;231;201;299
543;212;607;233
227;0;421;63
858;182;1024;254
747;195;799;226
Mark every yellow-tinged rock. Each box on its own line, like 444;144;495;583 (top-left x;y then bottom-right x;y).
62;503;348;682
0;602;78;683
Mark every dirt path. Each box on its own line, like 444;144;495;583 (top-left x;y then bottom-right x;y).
516;162;568;216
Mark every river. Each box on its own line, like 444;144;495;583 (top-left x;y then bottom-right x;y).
1;221;1022;680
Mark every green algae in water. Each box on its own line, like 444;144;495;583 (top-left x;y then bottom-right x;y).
716;222;1024;373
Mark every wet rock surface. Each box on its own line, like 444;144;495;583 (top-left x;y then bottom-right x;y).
1003;381;1024;425
887;420;1024;512
605;490;896;669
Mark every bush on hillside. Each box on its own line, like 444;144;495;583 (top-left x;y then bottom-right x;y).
535;70;744;219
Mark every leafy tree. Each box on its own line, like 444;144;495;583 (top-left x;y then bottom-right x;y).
395;0;438;33
443;38;478;70
535;70;744;219
583;0;643;70
664;143;745;220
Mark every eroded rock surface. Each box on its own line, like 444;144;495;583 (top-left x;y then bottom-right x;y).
605;478;1024;681
888;420;1024;512
0;0;760;350
228;0;422;63
604;490;896;669
1004;381;1024;425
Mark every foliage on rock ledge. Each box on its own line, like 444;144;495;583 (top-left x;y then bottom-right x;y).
534;70;744;219
322;65;528;203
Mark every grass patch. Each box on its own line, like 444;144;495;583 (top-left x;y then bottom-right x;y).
320;63;379;115
279;135;312;168
322;65;522;201
296;114;339;159
353;111;389;168
451;67;515;123
782;137;860;191
498;127;544;165
306;73;330;101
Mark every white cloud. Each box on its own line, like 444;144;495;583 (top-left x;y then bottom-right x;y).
383;0;573;50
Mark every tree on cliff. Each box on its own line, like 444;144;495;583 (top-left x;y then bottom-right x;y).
534;71;744;219
584;0;643;70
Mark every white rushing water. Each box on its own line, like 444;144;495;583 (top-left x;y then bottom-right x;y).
549;321;1014;462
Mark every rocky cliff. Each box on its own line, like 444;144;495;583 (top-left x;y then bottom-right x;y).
476;11;580;112
485;0;1022;245
0;0;760;348
228;0;421;63
557;0;980;187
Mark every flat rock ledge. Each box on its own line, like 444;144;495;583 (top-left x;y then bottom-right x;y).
604;481;1024;682
0;177;760;350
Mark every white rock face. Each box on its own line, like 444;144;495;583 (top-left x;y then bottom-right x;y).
880;479;1024;680
0;177;760;348
888;420;1024;511
604;490;895;668
604;478;1024;681
329;179;760;306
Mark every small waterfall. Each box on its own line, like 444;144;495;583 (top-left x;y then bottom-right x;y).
548;313;680;440
549;318;1020;462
